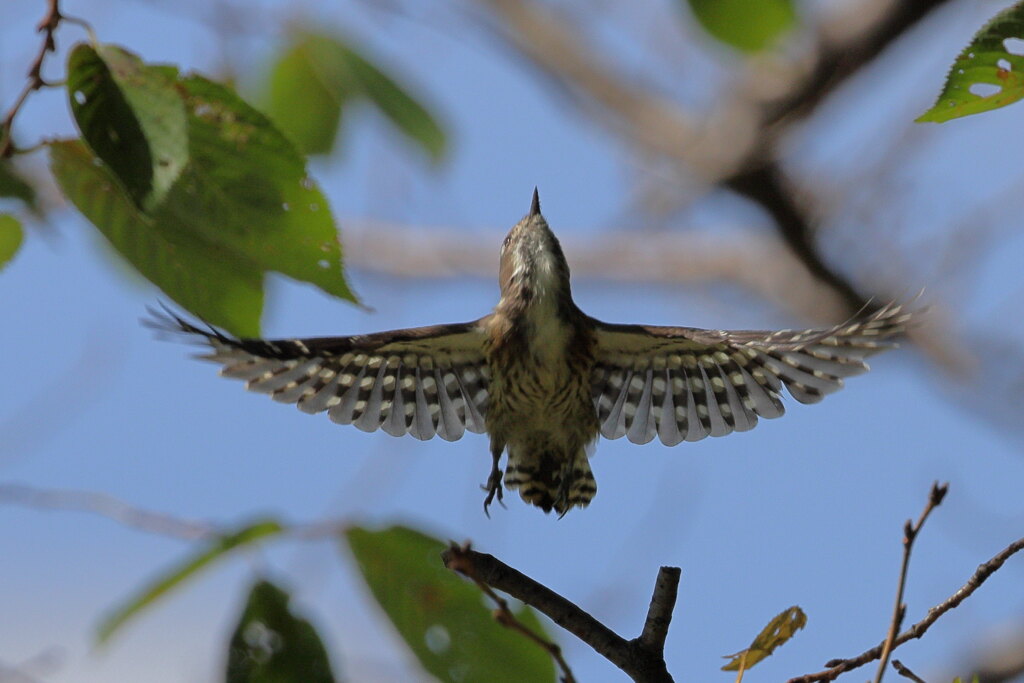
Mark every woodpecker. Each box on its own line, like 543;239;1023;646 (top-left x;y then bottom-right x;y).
154;190;911;516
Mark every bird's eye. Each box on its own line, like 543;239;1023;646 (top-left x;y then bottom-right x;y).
502;235;512;248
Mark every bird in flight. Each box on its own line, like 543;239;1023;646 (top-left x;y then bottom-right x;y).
154;190;911;516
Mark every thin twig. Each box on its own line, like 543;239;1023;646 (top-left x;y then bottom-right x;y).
787;534;1024;682
1;0;62;158
442;543;676;682
891;660;926;682
444;542;576;683
874;482;949;683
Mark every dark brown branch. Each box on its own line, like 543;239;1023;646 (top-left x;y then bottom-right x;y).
442;543;677;683
638;567;680;655
1;0;63;158
873;482;948;683
788;531;1024;681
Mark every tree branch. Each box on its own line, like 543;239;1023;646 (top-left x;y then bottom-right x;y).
873;482;948;683
442;543;677;682
788;530;1024;682
1;0;63;158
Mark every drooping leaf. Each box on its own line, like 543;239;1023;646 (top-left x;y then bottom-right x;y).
684;0;796;53
227;579;338;683
265;32;446;161
49;139;264;336
97;520;283;645
721;605;807;672
264;34;351;155
918;2;1024;122
0;161;37;210
67;43;188;209
0;214;24;271
338;41;447;163
344;526;556;683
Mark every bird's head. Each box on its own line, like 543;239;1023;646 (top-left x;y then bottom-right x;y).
498;189;572;306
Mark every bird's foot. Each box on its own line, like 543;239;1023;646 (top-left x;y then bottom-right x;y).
481;466;505;518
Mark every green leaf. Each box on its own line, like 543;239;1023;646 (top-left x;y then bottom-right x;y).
265;32;446;161
50;139;264;336
685;0;796;53
0;214;24;271
227;579;337;683
264;35;350;155
67;43;189;209
344;526;556;683
917;2;1024;122
97;520;283;645
56;43;359;335
0;161;38;210
340;41;446;163
721;605;807;672
160;74;356;305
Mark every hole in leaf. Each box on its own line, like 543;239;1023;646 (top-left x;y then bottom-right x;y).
308;203;319;212
73;90;87;104
1005;37;1024;55
319;242;332;253
317;259;330;269
300;177;314;190
998;58;1012;71
282;202;291;211
969;83;1002;97
424;624;451;654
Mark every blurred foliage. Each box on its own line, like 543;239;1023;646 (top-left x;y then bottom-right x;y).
97;520;283;644
682;0;795;53
57;43;357;336
345;526;557;683
0;161;37;210
721;605;806;675
264;30;446;161
227;579;338;683
919;1;1024;122
0;214;23;271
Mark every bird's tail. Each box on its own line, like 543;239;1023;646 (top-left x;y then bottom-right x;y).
504;446;597;515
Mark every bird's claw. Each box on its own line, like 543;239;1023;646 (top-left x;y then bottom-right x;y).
481;467;505;518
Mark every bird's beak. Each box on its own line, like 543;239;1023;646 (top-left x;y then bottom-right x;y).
529;187;541;218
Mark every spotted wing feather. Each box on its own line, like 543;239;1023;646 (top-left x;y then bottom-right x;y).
591;302;912;446
150;310;490;441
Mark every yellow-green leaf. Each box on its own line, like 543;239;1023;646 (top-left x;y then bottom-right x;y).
227;580;337;683
684;0;796;53
918;2;1024;123
721;605;807;671
344;526;556;683
0;214;23;271
49;139;264;336
98;520;283;645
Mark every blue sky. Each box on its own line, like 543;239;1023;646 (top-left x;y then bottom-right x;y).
3;1;1024;682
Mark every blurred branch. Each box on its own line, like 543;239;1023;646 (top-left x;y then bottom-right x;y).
473;0;954;313
788;528;1024;681
442;543;678;683
873;482;949;683
344;220;851;322
0;483;356;542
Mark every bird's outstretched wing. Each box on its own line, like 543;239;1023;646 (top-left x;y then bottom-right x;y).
590;302;913;446
149;309;491;441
